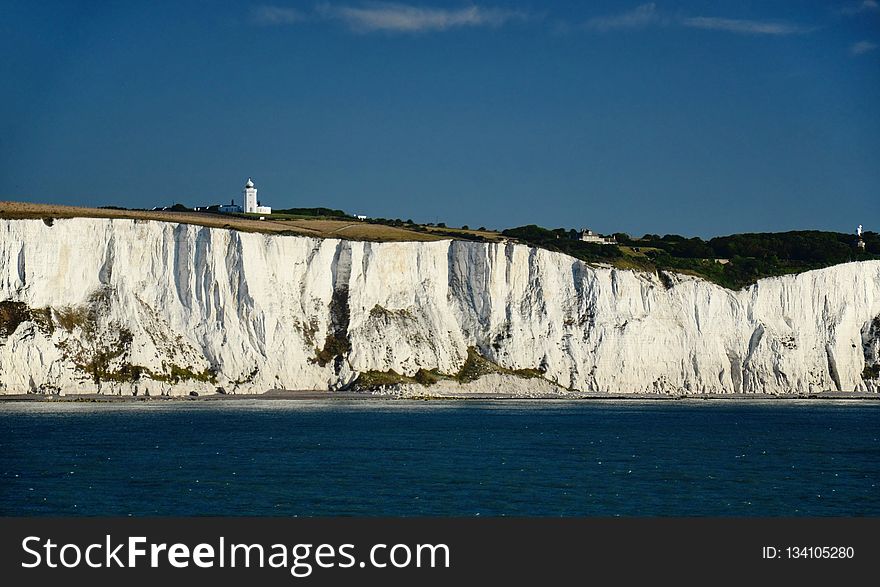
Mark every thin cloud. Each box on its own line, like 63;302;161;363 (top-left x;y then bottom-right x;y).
681;16;813;36
841;1;880;15
251;5;306;25
255;3;816;39
585;3;662;32
851;40;878;55
582;5;811;37
316;2;527;33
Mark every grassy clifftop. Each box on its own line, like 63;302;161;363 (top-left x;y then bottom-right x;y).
0;201;447;242
502;224;879;289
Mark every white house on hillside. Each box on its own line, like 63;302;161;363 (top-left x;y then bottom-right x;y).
579;228;615;245
218;200;242;213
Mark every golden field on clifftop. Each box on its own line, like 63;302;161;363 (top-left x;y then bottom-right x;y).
0;201;504;243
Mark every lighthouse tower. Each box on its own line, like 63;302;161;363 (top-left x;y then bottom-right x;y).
243;178;258;214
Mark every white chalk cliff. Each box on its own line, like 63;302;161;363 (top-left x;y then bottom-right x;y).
1;218;878;396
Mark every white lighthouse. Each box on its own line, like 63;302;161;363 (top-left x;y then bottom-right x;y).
243;178;258;213
242;178;272;215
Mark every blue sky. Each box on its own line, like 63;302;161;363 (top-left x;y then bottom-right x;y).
1;1;877;237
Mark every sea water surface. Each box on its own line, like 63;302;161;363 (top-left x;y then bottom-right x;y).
1;399;878;516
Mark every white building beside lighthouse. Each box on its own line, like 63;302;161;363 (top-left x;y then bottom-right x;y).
243;178;272;215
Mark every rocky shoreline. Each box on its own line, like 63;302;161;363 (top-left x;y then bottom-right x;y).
1;389;878;403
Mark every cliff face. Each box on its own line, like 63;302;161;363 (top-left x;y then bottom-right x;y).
1;218;879;395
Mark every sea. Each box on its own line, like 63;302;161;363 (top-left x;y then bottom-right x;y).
1;399;878;516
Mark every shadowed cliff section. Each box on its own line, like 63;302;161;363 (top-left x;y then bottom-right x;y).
312;241;352;375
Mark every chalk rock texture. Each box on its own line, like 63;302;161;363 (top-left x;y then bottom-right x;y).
1;218;878;395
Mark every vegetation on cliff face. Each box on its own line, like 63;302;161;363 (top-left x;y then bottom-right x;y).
0;301;32;338
456;347;545;382
0;301;53;338
351;369;416;388
351;347;546;390
502;225;879;290
3;293;216;390
311;254;352;372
